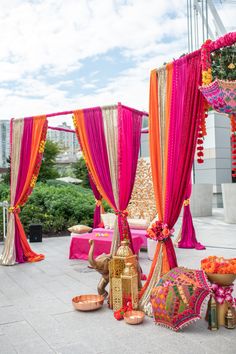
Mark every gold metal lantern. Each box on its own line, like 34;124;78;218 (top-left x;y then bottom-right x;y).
121;262;139;310
109;240;138;311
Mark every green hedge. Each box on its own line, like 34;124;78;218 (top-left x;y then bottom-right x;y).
0;182;100;237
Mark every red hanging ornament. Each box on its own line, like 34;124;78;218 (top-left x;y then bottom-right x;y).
230;115;236;179
196;100;209;164
197;158;204;164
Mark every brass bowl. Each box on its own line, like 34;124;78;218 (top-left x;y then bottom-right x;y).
206;273;236;286
124;310;145;325
72;294;104;311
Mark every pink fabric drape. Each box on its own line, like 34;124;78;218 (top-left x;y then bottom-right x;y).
1;116;47;266
88;173;104;228
75;104;143;253
140;52;206;308
178;183;206;250
14;119;34;262
164;55;205;268
118;103;142;244
83;107;116;206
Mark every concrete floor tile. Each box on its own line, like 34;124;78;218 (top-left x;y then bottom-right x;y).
0;334;17;353
14;341;55;354
0;306;23;325
55;342;96;354
0;209;236;353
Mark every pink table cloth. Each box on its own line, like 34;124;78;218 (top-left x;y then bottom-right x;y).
69;230;144;260
93;228;147;248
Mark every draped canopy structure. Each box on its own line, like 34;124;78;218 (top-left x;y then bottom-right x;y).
1;33;235;323
0;116;47;265
73;103;144;255
139;32;236;312
0;103;146;265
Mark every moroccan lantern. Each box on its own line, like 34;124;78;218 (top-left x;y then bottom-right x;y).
109;240;138;311
121;262;139;310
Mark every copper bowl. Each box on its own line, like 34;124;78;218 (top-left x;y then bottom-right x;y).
124;310;145;325
72;294;104;311
206;273;236;286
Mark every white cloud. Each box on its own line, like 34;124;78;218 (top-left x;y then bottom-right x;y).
0;0;234;122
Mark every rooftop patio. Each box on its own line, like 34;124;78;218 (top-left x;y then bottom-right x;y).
0;209;236;354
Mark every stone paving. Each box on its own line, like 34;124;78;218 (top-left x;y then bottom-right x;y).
0;209;236;354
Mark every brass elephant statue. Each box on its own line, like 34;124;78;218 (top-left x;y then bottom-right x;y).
88;239;112;298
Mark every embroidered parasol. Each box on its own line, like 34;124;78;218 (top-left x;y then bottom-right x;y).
150;267;211;331
199;79;236;114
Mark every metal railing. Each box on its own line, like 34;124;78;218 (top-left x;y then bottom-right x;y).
0;201;9;240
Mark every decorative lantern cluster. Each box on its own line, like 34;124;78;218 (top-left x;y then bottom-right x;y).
109;240;139;311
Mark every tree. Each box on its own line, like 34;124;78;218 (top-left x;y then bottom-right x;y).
72;157;90;189
38;140;60;182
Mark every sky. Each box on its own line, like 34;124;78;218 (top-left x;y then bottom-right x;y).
0;0;235;126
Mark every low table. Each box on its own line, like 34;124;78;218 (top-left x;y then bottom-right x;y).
69;229;144;260
93;228;147;248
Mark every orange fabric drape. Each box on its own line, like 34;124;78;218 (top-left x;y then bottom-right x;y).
16;116;47;262
15;214;44;262
18;116;47;204
73;110;115;208
149;69;163;220
163;63;173;203
139;241;162;297
140;67;173;297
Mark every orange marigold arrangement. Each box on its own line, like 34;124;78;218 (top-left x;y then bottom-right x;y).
201;256;236;274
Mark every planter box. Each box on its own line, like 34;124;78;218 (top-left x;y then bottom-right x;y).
222;183;236;223
190;184;213;217
147;238;158;261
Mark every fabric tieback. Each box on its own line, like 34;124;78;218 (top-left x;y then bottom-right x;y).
95;199;102;207
183;199;190;207
8;205;21;214
115;210;130;241
115;210;128;218
211;283;236;307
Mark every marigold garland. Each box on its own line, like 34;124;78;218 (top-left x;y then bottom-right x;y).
198;40;213;164
201;39;213;86
201;256;236;274
196;103;208;164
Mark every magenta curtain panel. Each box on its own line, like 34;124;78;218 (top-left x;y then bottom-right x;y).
88;173;104;228
73;104;143;254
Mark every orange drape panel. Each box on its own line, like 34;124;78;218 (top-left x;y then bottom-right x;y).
163;63;173;203
73;110;115;208
18;117;47;204
140;67;173;296
149;69;163;220
16;116;47;262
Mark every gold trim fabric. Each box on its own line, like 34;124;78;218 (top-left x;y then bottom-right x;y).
139;242;163;314
0;119;24;265
102;107;120;255
139;67;168;312
157;67;167;207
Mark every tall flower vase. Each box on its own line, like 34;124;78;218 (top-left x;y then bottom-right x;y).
147;238;157;261
206;273;236;326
